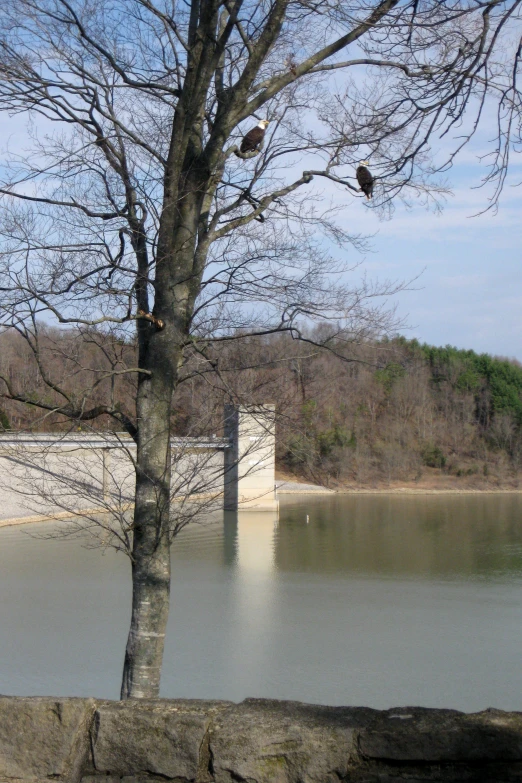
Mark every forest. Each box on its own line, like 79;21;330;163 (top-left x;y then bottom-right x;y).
1;327;520;489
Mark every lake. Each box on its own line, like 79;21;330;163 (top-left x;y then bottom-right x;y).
1;493;522;711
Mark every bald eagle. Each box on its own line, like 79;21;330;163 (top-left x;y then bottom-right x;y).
356;162;374;199
235;120;270;156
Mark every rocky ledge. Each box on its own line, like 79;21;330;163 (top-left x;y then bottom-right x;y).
1;696;522;782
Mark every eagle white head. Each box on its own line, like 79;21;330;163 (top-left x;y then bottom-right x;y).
360;160;370;166
257;120;270;129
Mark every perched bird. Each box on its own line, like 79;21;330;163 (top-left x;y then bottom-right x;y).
285;54;298;76
356;161;374;199
235;120;270;156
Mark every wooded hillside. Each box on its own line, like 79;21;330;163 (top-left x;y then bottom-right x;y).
1;328;520;487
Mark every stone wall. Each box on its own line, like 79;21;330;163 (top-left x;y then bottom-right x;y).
1;696;522;782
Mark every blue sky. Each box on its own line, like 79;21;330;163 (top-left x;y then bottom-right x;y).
361;183;521;361
324;149;522;361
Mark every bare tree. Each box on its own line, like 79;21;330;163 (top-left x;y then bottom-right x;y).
0;0;517;699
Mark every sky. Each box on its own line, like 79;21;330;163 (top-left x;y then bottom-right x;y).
301;104;522;363
347;156;522;362
0;101;520;363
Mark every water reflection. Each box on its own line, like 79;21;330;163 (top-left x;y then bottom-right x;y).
276;495;522;580
232;511;278;695
236;510;277;575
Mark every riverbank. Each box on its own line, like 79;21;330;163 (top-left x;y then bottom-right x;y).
276;470;522;494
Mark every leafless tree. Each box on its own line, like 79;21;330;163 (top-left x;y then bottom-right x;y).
0;0;518;699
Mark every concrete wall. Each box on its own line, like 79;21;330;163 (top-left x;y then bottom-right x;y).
1;695;521;782
224;404;278;512
0;405;277;524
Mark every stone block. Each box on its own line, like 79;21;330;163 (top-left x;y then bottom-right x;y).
0;696;94;780
91;698;232;779
209;697;377;783
358;706;522;763
81;777;121;783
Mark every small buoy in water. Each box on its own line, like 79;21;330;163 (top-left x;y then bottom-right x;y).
306;515;309;524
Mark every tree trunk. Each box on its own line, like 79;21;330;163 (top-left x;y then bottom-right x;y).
120;329;177;699
120;528;171;699
120;139;211;697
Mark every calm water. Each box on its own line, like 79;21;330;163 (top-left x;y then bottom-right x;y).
1;494;522;710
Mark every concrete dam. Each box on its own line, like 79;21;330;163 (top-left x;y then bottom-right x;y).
0;404;278;527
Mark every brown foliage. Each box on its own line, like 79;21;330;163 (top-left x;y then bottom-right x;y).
3;327;519;488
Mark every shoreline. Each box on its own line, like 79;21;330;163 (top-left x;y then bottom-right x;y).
1;486;521;529
278;487;522;495
332;487;522;495
275;478;522;495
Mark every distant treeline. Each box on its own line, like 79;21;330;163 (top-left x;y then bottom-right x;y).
276;337;522;486
275;337;522;486
0;327;520;486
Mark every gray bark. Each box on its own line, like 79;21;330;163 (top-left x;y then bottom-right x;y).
120;531;171;699
120;329;178;698
120;121;212;697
